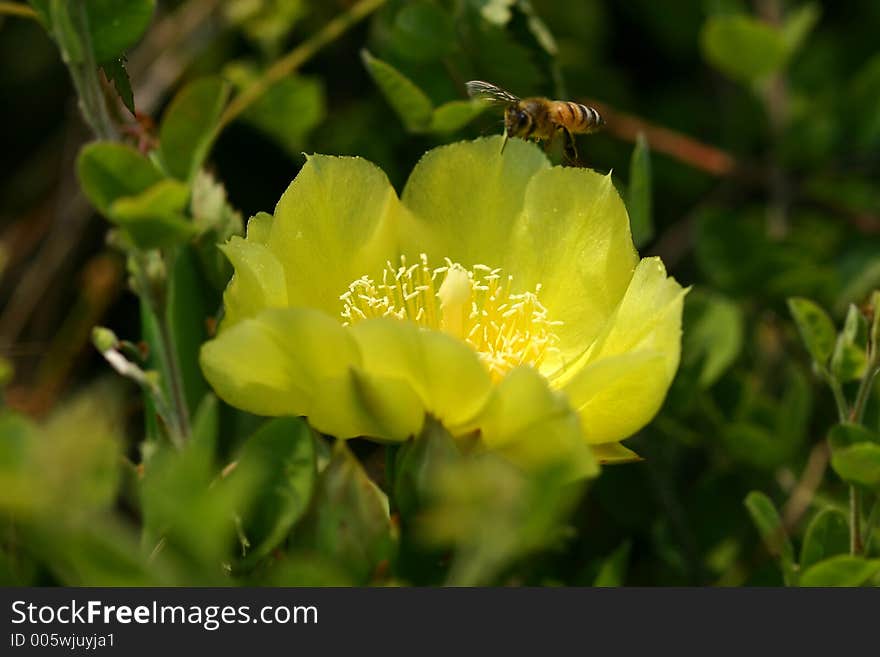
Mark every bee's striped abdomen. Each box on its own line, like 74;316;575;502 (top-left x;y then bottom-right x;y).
552;101;603;134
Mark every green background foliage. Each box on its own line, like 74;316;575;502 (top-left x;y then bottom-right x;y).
1;0;879;586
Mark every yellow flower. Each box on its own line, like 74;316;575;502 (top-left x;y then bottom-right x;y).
200;137;686;476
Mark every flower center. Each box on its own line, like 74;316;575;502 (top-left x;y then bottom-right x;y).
340;254;561;380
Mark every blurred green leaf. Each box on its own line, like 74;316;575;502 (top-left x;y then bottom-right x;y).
258;553;354;586
849;53;880;148
800;555;880;587
420;455;584;586
140;434;255;580
700;15;787;83
828;422;880;451
295;441;393;583
77;142;164;215
744;491;796;584
627;133;653;248
229;418;316;567
787;297;836;370
159;77;230;182
86;0;155;64
108;179;199;249
800;508;849;571
830;304;868;382
166;247;213;413
391;1;456;63
682;290;743;388
830;443;880;488
101;57;135;115
361;50;433;132
0;384;123;519
393;419;461;519
223;0;306;53
780;3;820;56
225;62;325;155
593;540;631;587
429;100;486;134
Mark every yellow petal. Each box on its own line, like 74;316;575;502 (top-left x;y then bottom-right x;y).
591;442;643;464
309;369;425;442
245;211;273;244
565;351;671;444
588;256;686;378
511;168;639;365
267;155;402;315
219;236;288;328
349;319;492;429
200;308;361;417
400;136;550;268
475;366;598;479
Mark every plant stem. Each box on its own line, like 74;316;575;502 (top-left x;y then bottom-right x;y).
850;487;863;555
50;0;116;140
0;1;36;19
829;378;849;422
864;499;879;554
849;365;878;424
132;253;189;449
218;0;386;130
841;361;878;556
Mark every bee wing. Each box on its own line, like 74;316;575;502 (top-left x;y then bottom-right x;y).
465;80;520;105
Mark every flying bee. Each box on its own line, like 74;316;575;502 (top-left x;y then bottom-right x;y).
466;80;604;164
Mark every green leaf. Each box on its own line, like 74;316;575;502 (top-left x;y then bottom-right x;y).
360;50;433;133
101;57;135;115
295;441;393;583
780;3;820;57
700;15;788;83
108;179;199;249
229;418;316;567
238;72;325;155
390;1;456;62
393;418;461;519
86;0;155;64
189;394;219;459
429;100;486;134
828;423;880;451
744;491;796;584
830;443;880;488
159;77;230;182
800;555;880;587
830;304;868;382
800;509;849;571
77;142;164;215
593;541;632;587
787;297;836;370
627;133;653;248
682;290;744;388
166;247;214;414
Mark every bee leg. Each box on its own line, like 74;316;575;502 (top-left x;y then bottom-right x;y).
500;130;510;154
561;128;580;166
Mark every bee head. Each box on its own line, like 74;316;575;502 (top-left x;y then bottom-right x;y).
505;107;532;138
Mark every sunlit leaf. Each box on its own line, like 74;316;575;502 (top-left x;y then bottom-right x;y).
159;77;230;181
229;417;316;566
830;443;880;488
787;297;836;370
593;541;631;586
77;142;164;215
744;491;796;584
800;508;849;571
800;555;880;587
700;15;787;83
361;50;433;132
627;133;653;248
